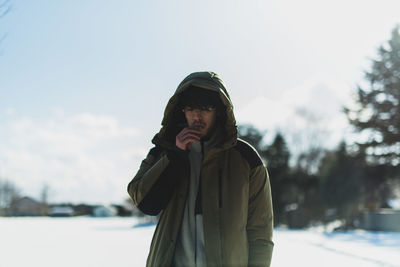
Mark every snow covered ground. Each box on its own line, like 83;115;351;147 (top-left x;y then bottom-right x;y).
0;217;399;267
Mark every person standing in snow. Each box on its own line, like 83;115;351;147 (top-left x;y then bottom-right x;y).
127;71;274;267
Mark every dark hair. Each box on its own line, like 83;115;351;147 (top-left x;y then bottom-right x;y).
174;85;227;128
179;85;224;110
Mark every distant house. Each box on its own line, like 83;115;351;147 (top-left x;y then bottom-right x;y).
74;204;94;216
9;196;43;216
92;205;117;217
112;204;133;216
49;206;74;217
363;209;400;232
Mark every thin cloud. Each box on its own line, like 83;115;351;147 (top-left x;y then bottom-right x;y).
0;112;145;204
236;74;352;154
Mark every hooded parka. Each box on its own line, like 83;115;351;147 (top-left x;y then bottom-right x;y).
127;72;274;267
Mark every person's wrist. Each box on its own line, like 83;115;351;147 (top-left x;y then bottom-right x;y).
176;142;185;150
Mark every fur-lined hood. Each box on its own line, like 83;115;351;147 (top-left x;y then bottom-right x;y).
152;71;237;150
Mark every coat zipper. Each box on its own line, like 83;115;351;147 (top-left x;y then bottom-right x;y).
218;169;223;208
195;141;205;264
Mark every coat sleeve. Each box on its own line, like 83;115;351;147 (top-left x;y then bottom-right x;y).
247;164;274;267
127;146;188;215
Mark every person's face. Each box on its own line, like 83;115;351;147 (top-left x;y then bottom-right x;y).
183;106;217;138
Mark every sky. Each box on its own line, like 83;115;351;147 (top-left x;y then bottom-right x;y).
1;0;400;204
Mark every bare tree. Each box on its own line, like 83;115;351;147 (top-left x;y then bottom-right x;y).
0;0;11;18
0;178;20;215
0;0;12;45
39;183;50;215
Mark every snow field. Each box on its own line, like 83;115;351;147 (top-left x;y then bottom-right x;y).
0;217;150;267
272;229;400;267
0;217;399;267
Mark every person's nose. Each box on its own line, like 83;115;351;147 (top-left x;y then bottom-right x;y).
192;110;203;120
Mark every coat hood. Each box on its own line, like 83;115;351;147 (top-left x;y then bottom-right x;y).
152;71;237;150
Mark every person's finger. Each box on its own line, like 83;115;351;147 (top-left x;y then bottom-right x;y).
179;135;200;145
176;127;202;150
181;135;200;143
180;131;201;140
177;135;195;144
180;127;202;136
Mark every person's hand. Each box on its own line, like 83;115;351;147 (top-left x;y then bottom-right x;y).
176;127;201;150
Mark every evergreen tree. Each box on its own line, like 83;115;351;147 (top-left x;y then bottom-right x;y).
345;25;400;167
262;133;291;225
237;124;265;150
319;142;365;227
262;133;290;173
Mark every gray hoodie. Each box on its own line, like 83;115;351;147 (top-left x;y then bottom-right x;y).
173;127;223;267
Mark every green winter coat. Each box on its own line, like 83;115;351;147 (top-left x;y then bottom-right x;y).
128;72;274;267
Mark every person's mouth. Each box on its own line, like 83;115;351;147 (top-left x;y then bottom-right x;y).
191;123;205;130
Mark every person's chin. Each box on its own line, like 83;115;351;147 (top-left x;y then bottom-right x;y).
200;131;211;140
